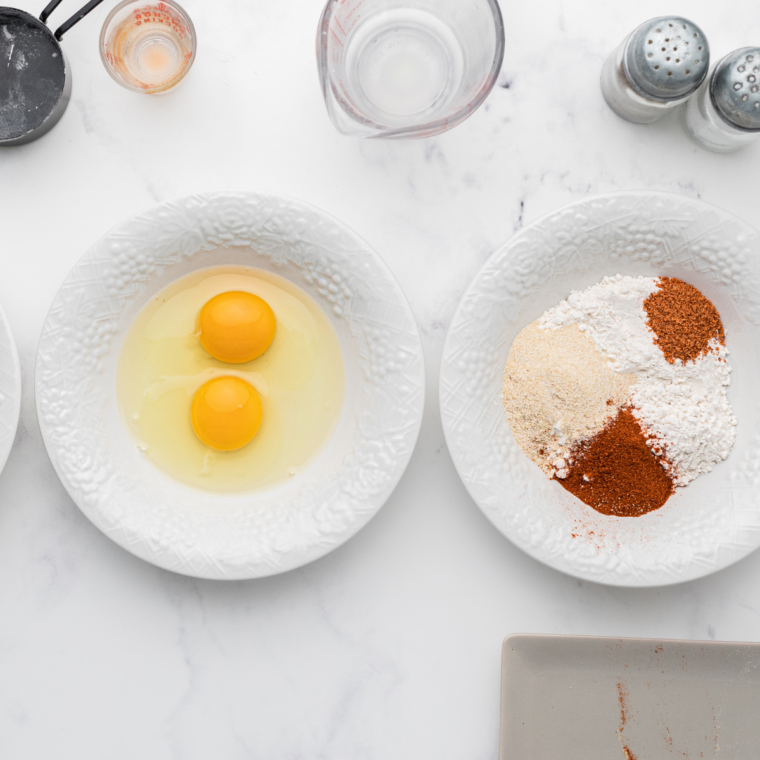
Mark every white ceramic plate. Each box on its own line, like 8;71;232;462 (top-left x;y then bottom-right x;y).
0;303;21;477
440;191;760;587
36;192;425;579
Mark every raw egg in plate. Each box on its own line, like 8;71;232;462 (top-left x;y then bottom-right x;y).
117;267;345;492
36;191;425;579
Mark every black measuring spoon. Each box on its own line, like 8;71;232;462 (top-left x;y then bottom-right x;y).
0;0;105;145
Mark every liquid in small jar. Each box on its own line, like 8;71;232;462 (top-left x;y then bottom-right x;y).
102;2;195;93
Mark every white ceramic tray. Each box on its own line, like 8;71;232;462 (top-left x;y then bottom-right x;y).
501;634;760;759
36;192;425;579
440;192;760;586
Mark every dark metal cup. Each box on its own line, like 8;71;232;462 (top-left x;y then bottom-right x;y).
0;0;105;145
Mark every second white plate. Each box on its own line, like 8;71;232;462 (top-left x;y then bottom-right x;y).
440;191;760;587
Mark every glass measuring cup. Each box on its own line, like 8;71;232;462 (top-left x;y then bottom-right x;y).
99;0;196;94
316;0;505;138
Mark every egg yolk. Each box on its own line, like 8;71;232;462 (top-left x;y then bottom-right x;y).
198;291;276;363
191;376;263;451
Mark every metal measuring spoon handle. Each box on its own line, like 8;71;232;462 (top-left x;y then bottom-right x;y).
40;0;106;40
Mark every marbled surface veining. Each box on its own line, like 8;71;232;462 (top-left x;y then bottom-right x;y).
1;0;759;757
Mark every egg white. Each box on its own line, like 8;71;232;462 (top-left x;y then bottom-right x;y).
116;266;345;492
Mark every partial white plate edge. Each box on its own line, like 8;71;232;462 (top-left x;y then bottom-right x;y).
0;301;21;478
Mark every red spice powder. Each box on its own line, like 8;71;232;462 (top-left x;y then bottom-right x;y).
644;277;725;364
556;409;674;517
617;682;628;729
617;682;638;760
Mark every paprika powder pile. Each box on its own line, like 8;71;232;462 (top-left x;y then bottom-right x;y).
557;408;674;517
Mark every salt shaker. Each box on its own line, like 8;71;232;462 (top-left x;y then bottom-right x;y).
601;17;710;124
682;48;760;152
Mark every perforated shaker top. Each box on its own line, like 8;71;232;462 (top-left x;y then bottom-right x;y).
711;48;760;132
624;17;709;101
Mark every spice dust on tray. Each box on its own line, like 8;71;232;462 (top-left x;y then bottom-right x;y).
502;275;736;517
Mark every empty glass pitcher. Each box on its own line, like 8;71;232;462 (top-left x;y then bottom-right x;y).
316;0;505;138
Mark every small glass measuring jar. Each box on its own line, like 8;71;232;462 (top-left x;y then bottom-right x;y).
316;0;505;138
100;0;196;94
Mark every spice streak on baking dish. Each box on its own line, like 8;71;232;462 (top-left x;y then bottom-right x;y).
502;275;736;517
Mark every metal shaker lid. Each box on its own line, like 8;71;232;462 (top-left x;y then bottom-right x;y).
710;48;760;132
624;17;709;101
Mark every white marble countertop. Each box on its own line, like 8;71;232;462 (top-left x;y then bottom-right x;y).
1;0;760;756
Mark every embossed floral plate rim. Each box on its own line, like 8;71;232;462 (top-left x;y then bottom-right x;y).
35;191;425;579
0;302;21;478
440;191;760;587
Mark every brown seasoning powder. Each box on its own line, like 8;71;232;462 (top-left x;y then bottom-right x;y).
644;277;725;363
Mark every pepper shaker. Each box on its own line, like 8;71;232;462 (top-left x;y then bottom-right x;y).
682;48;760;152
601;17;710;124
